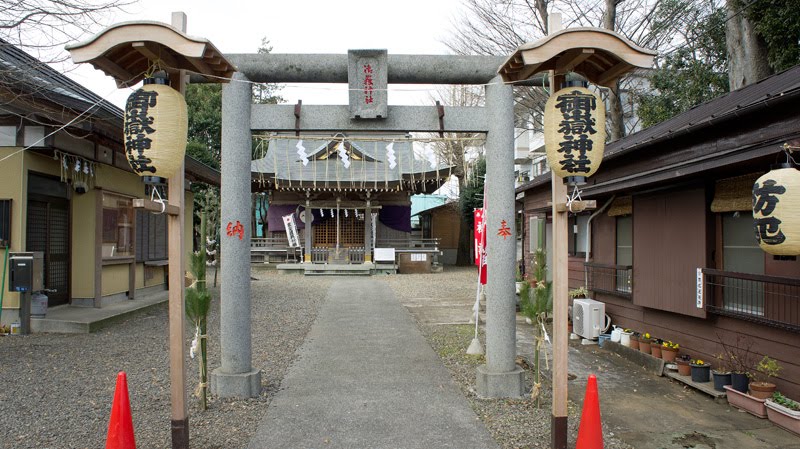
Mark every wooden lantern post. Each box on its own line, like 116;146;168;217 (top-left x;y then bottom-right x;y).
498;14;656;449
66;14;234;449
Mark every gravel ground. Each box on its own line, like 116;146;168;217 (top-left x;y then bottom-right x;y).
1;267;632;449
0;270;331;449
385;267;633;449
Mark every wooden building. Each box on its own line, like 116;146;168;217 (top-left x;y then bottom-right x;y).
251;136;450;267
0;39;218;326
415;202;461;265
518;65;800;398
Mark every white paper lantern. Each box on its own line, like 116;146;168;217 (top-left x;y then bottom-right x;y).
753;166;800;255
544;86;606;184
124;74;187;180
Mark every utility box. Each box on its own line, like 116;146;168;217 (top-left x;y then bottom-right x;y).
9;252;44;292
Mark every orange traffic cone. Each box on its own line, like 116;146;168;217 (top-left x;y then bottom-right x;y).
575;374;603;449
106;371;136;449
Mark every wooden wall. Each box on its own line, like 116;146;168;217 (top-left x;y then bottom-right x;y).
591;185;800;399
632;187;709;318
431;206;460;249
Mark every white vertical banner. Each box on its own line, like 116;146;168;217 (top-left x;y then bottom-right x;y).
372;212;378;249
696;268;704;309
283;214;301;248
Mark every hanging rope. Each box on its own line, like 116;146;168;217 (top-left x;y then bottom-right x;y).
566;184;583;214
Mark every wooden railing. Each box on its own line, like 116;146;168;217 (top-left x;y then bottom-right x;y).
584;262;633;299
703;268;800;332
251;237;299;263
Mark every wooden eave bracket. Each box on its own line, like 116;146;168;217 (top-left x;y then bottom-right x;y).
133;198;180;216
547;200;597;213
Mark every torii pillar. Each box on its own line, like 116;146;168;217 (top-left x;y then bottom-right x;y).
498;14;656;448
210;72;262;397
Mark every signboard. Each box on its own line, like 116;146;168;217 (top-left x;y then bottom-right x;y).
696;268;704;309
374;247;395;262
348;49;388;119
282;214;300;248
410;253;427;262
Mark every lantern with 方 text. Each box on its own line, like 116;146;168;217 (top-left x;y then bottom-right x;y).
544;85;606;185
123;72;187;183
752;164;800;255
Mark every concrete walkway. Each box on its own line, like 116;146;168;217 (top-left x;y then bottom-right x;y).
248;279;498;449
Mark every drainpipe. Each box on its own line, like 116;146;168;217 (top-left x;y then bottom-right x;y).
585;195;616;287
0;246;7;325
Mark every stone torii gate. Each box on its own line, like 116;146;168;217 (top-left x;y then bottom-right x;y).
212;51;543;399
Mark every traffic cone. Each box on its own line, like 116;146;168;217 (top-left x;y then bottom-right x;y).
106;371;136;449
575;374;603;449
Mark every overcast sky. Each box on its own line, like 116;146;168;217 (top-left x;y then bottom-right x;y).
66;0;467;108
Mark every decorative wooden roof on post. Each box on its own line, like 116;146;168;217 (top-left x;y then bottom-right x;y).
66;13;233;449
496;16;656;449
66;20;235;87
498;27;656;87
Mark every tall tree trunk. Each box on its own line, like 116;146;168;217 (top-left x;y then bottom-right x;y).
725;0;772;90
456;174;474;266
604;0;625;141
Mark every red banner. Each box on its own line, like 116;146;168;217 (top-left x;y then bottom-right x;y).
474;208;487;284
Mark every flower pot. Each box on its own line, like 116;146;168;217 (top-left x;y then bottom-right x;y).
731;373;749;393
661;347;678;363
610;327;622;343
691;364;711;383
650;344;662;359
712;371;732;392
516;282;523;294
766;399;800;436
629;337;640;350
620;332;632;347
598;333;611;348
749;381;777;400
676;359;692;376
725;385;767;418
638;339;651;354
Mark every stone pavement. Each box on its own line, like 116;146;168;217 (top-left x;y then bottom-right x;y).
396;269;800;449
247;278;498;449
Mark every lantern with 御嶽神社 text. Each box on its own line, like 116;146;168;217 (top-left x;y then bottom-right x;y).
123;72;187;183
544;85;606;185
753;164;800;255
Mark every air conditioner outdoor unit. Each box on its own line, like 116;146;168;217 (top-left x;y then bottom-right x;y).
573;298;605;340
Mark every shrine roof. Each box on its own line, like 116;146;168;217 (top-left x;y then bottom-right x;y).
251;137;453;186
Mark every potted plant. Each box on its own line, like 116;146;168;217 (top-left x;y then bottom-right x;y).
719;334;757;393
515;265;524;294
712;353;733;392
766;392;800;436
750;356;781;399
569;286;589;300
650;337;663;358
724;385;768;418
690;359;712;383
661;341;679;362
638;332;652;354
629;331;641;351
620;328;633;347
676;354;692;376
